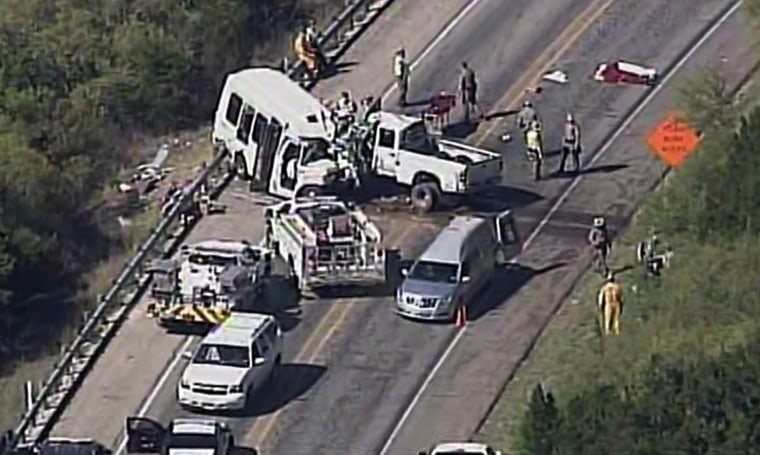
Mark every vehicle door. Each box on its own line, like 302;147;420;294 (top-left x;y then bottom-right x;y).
235;105;257;177
253;335;274;386
125;417;166;454
494;210;521;264
269;137;300;198
251;116;280;191
372;126;398;177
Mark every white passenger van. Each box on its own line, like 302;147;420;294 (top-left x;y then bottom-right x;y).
395;210;519;321
177;312;282;412
212;68;343;199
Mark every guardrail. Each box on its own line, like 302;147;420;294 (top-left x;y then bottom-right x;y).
5;0;393;450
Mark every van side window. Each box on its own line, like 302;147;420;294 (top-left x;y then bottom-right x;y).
378;128;395;148
237;105;255;144
460;261;471;279
250;341;260;360
252;115;268;144
225;93;243;125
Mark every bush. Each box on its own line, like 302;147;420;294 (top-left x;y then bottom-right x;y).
0;0;337;367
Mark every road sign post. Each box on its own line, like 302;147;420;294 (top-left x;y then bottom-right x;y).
645;114;701;167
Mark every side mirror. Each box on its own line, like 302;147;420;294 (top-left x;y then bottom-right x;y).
182;350;193;360
461;275;471;283
400;268;409;276
254;357;266;366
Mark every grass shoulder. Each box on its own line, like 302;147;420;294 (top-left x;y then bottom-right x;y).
478;69;760;452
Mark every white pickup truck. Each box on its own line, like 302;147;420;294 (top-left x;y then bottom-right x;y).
212;68;503;212
364;111;503;212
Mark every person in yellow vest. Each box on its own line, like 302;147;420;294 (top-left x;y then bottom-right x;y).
294;25;319;79
597;272;624;336
525;120;544;181
393;48;410;107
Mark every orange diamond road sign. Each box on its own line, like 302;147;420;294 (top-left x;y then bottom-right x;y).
645;114;701;167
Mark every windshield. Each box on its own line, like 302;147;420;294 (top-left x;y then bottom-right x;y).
408;260;459;283
401;122;439;155
192;343;250;368
166;433;218;450
301;138;332;165
188;253;237;267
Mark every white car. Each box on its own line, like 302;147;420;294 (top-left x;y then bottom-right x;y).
419;442;503;455
124;417;239;455
177;313;282;412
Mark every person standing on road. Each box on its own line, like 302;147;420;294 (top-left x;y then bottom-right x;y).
525;120;544;181
588;217;612;275
459;62;482;121
558;112;582;174
597;272;624;336
393;48;410;107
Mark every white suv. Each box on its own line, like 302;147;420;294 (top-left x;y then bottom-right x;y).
124;417;238;455
420;442;503;455
177;312;282;412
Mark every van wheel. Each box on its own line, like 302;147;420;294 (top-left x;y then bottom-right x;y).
235;153;250;181
411;183;440;214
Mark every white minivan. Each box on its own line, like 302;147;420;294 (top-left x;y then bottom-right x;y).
177;312;282;412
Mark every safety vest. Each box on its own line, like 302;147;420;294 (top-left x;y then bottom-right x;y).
526;129;541;152
393;55;407;79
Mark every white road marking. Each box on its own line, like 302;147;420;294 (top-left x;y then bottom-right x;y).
109;0;489;452
115;336;194;454
376;2;742;453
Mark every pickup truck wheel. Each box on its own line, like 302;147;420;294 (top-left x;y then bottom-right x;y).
411;183;440;214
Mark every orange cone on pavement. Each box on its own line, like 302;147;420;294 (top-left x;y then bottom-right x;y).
455;306;468;327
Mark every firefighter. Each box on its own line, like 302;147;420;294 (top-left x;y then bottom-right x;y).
515;100;540;140
294;25;320;79
558;112;582;174
337;91;358;119
459;62;482;121
597;272;623;336
588;217;611;275
393;48;410;107
525;120;544;181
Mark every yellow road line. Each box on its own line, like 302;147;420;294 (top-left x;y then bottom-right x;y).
245;0;619;444
472;0;618;147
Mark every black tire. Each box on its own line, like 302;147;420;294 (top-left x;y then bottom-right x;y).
410;183;440;214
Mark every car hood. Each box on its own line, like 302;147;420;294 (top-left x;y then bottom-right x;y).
183;363;247;385
400;278;457;298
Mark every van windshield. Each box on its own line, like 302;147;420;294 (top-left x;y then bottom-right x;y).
188;253;237;267
193;343;250;368
408;260;459;283
301;138;332;165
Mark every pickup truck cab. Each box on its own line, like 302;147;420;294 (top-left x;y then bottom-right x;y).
419;442;502;455
367;112;503;212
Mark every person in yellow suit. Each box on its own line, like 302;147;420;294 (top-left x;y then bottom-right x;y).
525;120;544;181
597;272;623;335
294;25;320;79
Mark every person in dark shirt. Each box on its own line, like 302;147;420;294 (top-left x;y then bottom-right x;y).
459;62;482;121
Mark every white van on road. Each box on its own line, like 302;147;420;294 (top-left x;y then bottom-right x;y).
177;312;282;412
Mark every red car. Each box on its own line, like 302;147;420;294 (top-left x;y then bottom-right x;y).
594;60;658;86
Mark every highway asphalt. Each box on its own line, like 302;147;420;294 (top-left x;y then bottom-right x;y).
49;0;752;454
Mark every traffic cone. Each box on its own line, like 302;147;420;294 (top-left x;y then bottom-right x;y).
455;306;468;327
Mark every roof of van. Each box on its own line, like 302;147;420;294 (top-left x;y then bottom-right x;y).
225;67;332;138
420;216;487;264
203;312;272;346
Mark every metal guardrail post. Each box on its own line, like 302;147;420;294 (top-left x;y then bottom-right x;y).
4;0;395;452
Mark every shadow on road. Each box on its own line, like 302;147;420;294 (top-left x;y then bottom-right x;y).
241;363;326;417
442;120;479;139
230;446;259;455
319;61;359;81
239;275;302;332
452;184;544;215
468;262;568;320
